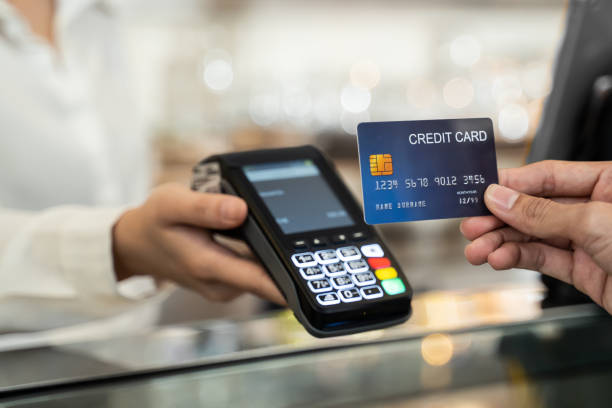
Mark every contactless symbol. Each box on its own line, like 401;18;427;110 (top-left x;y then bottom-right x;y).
369;154;393;176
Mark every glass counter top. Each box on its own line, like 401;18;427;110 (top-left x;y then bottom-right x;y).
1;286;611;407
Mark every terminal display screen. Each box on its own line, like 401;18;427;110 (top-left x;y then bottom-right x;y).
243;160;354;234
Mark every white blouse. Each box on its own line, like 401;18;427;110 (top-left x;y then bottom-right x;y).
0;0;166;341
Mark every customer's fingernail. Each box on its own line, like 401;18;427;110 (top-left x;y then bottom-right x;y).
221;198;246;221
486;184;519;211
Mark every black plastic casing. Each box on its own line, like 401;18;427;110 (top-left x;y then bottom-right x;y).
192;145;412;337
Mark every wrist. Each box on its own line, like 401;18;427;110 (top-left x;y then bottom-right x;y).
112;208;139;282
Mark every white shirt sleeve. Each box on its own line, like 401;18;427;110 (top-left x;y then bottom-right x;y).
0;3;171;335
0;206;160;332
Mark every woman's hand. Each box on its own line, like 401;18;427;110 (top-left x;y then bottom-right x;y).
112;183;286;305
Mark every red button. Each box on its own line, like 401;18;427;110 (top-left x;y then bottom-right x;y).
367;257;391;269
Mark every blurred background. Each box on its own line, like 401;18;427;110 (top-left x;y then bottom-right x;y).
13;2;612;407
115;0;565;323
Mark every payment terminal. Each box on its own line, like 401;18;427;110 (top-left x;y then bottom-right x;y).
192;145;412;337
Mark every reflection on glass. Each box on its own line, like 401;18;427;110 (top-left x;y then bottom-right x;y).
421;332;454;366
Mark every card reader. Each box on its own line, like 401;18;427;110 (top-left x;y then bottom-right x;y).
192;145;412;337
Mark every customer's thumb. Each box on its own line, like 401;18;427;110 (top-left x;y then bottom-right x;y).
483;184;578;242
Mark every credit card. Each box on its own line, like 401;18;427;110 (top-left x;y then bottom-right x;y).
356;118;498;224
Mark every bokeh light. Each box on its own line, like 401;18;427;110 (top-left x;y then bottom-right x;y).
203;59;233;92
450;35;481;67
350;60;381;90
421;333;454;366
159;3;562;148
406;78;437;110
313;91;341;128
249;93;281;126
282;86;312;118
340;85;371;113
340;110;370;135
498;103;529;141
492;74;523;105
521;61;552;99
443;77;474;109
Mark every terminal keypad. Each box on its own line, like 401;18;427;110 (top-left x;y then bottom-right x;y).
291;242;406;307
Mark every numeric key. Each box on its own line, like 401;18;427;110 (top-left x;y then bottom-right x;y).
346;259;369;273
314;249;338;264
338;288;362;302
337;246;361;261
352;271;376;286
291;252;317;267
323;262;346;277
307;279;332;293
331;275;354;290
299;266;324;280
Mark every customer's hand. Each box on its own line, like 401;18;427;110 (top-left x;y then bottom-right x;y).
461;160;612;312
112;183;286;305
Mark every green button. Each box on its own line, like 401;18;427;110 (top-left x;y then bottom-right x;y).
381;278;406;295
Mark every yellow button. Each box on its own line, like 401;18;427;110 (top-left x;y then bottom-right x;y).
375;267;397;280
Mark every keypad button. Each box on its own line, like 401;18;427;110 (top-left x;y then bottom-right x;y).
307;278;332;293
331;275;355;290
339;288;362;303
299;266;324;280
361;285;384;299
323;262;347;277
312;237;328;247
381;278;406;295
351;231;367;241
314;249;339;264
336;246;361;261
316;292;340;306
332;234;347;244
345;259;369;274
352;271;376;287
292;239;308;250
367;257;391;270
375;267;398;281
291;253;317;267
360;243;385;258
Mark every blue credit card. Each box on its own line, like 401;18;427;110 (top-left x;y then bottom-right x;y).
356;118;498;224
